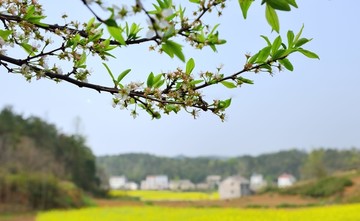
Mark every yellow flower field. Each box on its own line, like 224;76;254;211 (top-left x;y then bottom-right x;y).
110;190;219;201
37;203;360;221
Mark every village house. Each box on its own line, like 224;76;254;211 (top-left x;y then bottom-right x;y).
218;175;251;200
195;182;210;190
124;182;139;190
109;176;127;190
206;175;221;189
169;180;195;191
141;175;169;190
277;173;296;188
249;173;267;192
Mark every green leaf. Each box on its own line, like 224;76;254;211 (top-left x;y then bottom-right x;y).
190;79;204;85
153;112;161;119
117;69;131;84
20;43;35;56
265;4;280;33
266;0;291;11
161;40;185;62
238;0;253;19
86;17;96;32
102;63;116;84
189;0;201;3
272;49;287;60
297;49;320;59
104;18;117;27
153;79;165;88
221;81;237;89
153;73;163;84
260;35;271;46
147;72;155;87
24;5;35;20
107;26;125;45
186;58;195;75
75;52;87;68
218;98;232;109
279;58;294;71
287;30;295;48
295;38;312;48
238;76;254;84
256;46;271;62
0;30;12;39
248;52;259;64
271;36;282;55
285;0;298;8
294;24;305;43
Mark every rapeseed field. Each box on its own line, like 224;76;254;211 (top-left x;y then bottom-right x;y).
36;203;360;221
110;190;219;201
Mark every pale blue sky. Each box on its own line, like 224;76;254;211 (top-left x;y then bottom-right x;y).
1;0;359;157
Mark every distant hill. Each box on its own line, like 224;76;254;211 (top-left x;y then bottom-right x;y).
0;106;101;210
97;148;360;184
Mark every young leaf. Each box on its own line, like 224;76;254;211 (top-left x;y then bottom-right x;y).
147;72;155;88
153;73;163;85
266;0;291;11
190;79;204;86
287;30;295;48
23;5;35;20
265;4;280;33
238;0;253;19
117;69;131;84
279;58;294;71
153;79;165;88
186;58;195;75
294;24;304;43
256;46;271;63
297;49;320;59
221;81;237;89
285;0;298;8
107;26;125;45
271;36;282;55
102;63;116;84
0;30;12;39
20;43;35;56
248;52;259;64
272;49;287;60
260;35;271;46
162;40;185;62
238;76;254;84
295;38;312;48
218;98;232;109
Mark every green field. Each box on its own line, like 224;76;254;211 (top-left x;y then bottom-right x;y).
110;190;219;201
36;203;360;221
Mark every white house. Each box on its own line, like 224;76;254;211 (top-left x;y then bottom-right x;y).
141;175;169;190
124;182;139;190
250;173;267;191
206;175;221;189
169;180;195;191
109;176;127;190
277;173;296;188
219;175;251;200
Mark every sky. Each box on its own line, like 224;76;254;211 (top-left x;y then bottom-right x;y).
1;0;359;157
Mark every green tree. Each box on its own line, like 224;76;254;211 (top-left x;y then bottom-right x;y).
301;149;328;180
0;0;318;120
